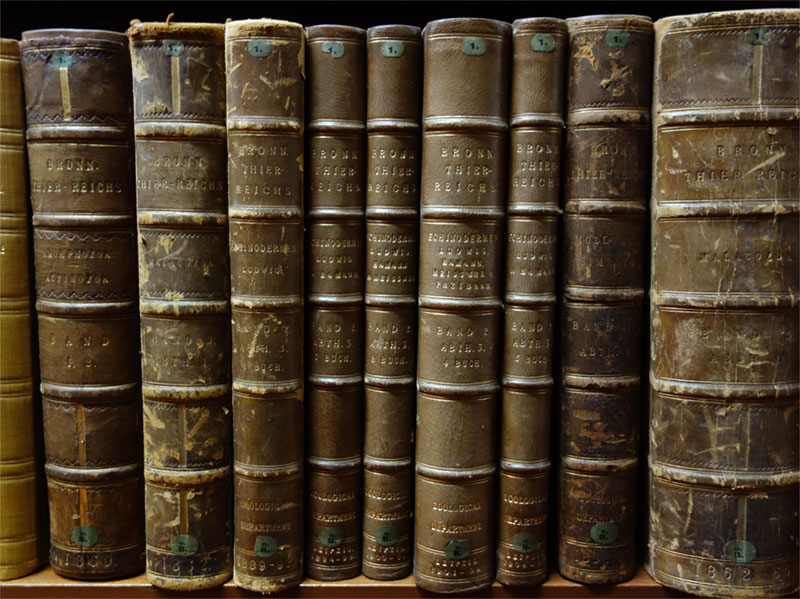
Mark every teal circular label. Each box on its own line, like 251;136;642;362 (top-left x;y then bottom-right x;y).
590;522;618;545
381;41;405;58
444;539;471;560
462;37;486;56
321;41;345;58
162;40;185;56
247;40;272;57
724;540;757;563
170;534;198;556
71;525;98;547
531;34;555;53
50;51;75;68
512;532;535;554
374;525;398;547
319;527;343;548
254;535;278;557
746;27;767;45
605;30;630;47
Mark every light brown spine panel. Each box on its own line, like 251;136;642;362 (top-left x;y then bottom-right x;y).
127;21;231;590
648;9;799;597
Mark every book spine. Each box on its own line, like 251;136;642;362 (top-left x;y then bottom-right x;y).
305;24;366;581
559;15;653;584
497;17;566;586
0;37;40;581
127;22;231;590
415;18;510;594
19;29;144;579
648;10;799;598
362;24;421;581
225;19;305;592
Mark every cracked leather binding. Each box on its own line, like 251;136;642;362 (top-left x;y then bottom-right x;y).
127;21;231;590
362;24;421;582
0;37;41;581
415;18;510;594
559;15;652;584
305;24;366;581
225;19;305;592
20;29;144;579
648;9;799;597
497;17;566;587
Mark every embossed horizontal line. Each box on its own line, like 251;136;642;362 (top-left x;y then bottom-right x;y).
364;374;416;387
142;383;230;401
41;381;138;400
233;461;301;478
231;296;302;309
364;294;416;307
499;459;550;474
365;207;418;219
505;292;557;305
564;287;645;302
418;297;502;309
561;373;641;391
423;116;508;132
228;207;302;220
507;205;561;217
144;464;230;485
502;375;554;389
653;200;799;217
227;117;302;132
307;374;363;387
511;116;564;128
658;107;799;126
307;207;365;219
31;213;133;227
563;200;647;214
307;293;364;305
306;456;362;470
561;455;638;473
650;377;799;401
307;119;365;132
363;456;413;472
651;291;798;309
232;381;303;395
417;380;500;398
36;300;137;315
137;211;227;227
46;462;141;483
366;118;420;132
26;123;130;141
650;461;800;489
134;122;226;139
420;206;504;219
416;462;496;481
566;109;650;126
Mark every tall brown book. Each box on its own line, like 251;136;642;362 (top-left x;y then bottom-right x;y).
0;37;41;581
19;29;144;579
362;24;421;581
127;21;232;590
304;24;366;581
648;9;799;597
497;17;566;587
415;18;509;594
559;15;652;584
225;19;305;592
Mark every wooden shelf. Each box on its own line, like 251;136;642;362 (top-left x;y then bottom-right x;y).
2;566;689;598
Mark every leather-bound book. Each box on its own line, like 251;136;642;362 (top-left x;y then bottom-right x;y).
305;24;366;581
649;9;799;597
19;29;144;579
127;21;231;590
497;17;566;587
362;24;421;581
559;15;652;584
225;19;305;592
0;37;41;581
415;18;509;593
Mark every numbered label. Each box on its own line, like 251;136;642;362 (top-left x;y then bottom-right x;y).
374;525;398;547
445;538;471;560
381;41;405;58
319;526;343;548
531;34;555;53
724;540;757;563
50;51;75;68
321;41;345;58
605;30;629;47
170;534;198;556
248;40;272;57
590;522;619;545
254;535;278;557
162;40;185;56
462;37;486;56
746;27;768;45
71;525;98;547
512;532;535;554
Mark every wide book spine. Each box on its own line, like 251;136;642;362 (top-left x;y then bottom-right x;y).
559;15;653;584
648;9;799;597
414;18;509;594
127;21;232;590
304;24;366;581
0;37;41;581
497;17;566;587
225;19;305;592
362;24;421;581
20;29;144;579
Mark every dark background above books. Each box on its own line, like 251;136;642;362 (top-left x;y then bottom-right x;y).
1;0;796;39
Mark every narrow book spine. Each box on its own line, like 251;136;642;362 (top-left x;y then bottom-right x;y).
415;18;510;594
559;15;653;584
0;37;41;581
497;17;566;587
305;24;366;581
127;21;231;590
362;24;421;581
20;29;144;579
648;10;799;598
225;19;305;593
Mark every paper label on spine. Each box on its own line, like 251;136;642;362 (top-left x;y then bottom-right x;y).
531;34;555;52
381;41;405;57
321;41;345;58
170;534;198;556
319;526;343;547
590;522;618;544
462;37;486;56
50;51;74;68
374;525;398;547
605;30;629;47
254;535;278;557
247;40;272;57
445;539;471;559
162;40;185;56
746;27;767;45
512;532;535;553
725;540;757;563
71;525;98;547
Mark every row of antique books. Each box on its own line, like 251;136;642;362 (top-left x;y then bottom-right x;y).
0;9;797;598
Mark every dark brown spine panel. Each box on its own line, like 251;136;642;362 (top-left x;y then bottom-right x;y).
648;9;799;597
497;17;566;587
559;15;653;584
127;21;231;590
362;24;421;581
19;29;144;579
225;19;305;592
305;24;366;582
415;18;510;594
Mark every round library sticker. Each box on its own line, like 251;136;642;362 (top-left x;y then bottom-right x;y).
247;40;272;57
590;522;618;545
49;51;75;68
461;37;486;56
162;40;185;56
724;540;757;563
531;34;555;53
374;525;398;547
170;534;199;556
254;535;278;557
605;30;629;47
321;41;345;58
319;526;343;548
71;525;98;547
444;539;471;560
381;41;405;58
512;532;535;554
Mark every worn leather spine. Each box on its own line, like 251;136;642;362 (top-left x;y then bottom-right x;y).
648;10;799;597
415;18;509;593
362;24;420;582
305;24;365;581
225;19;305;592
497;18;565;587
0;37;41;581
19;29;144;579
559;15;652;584
127;21;231;590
